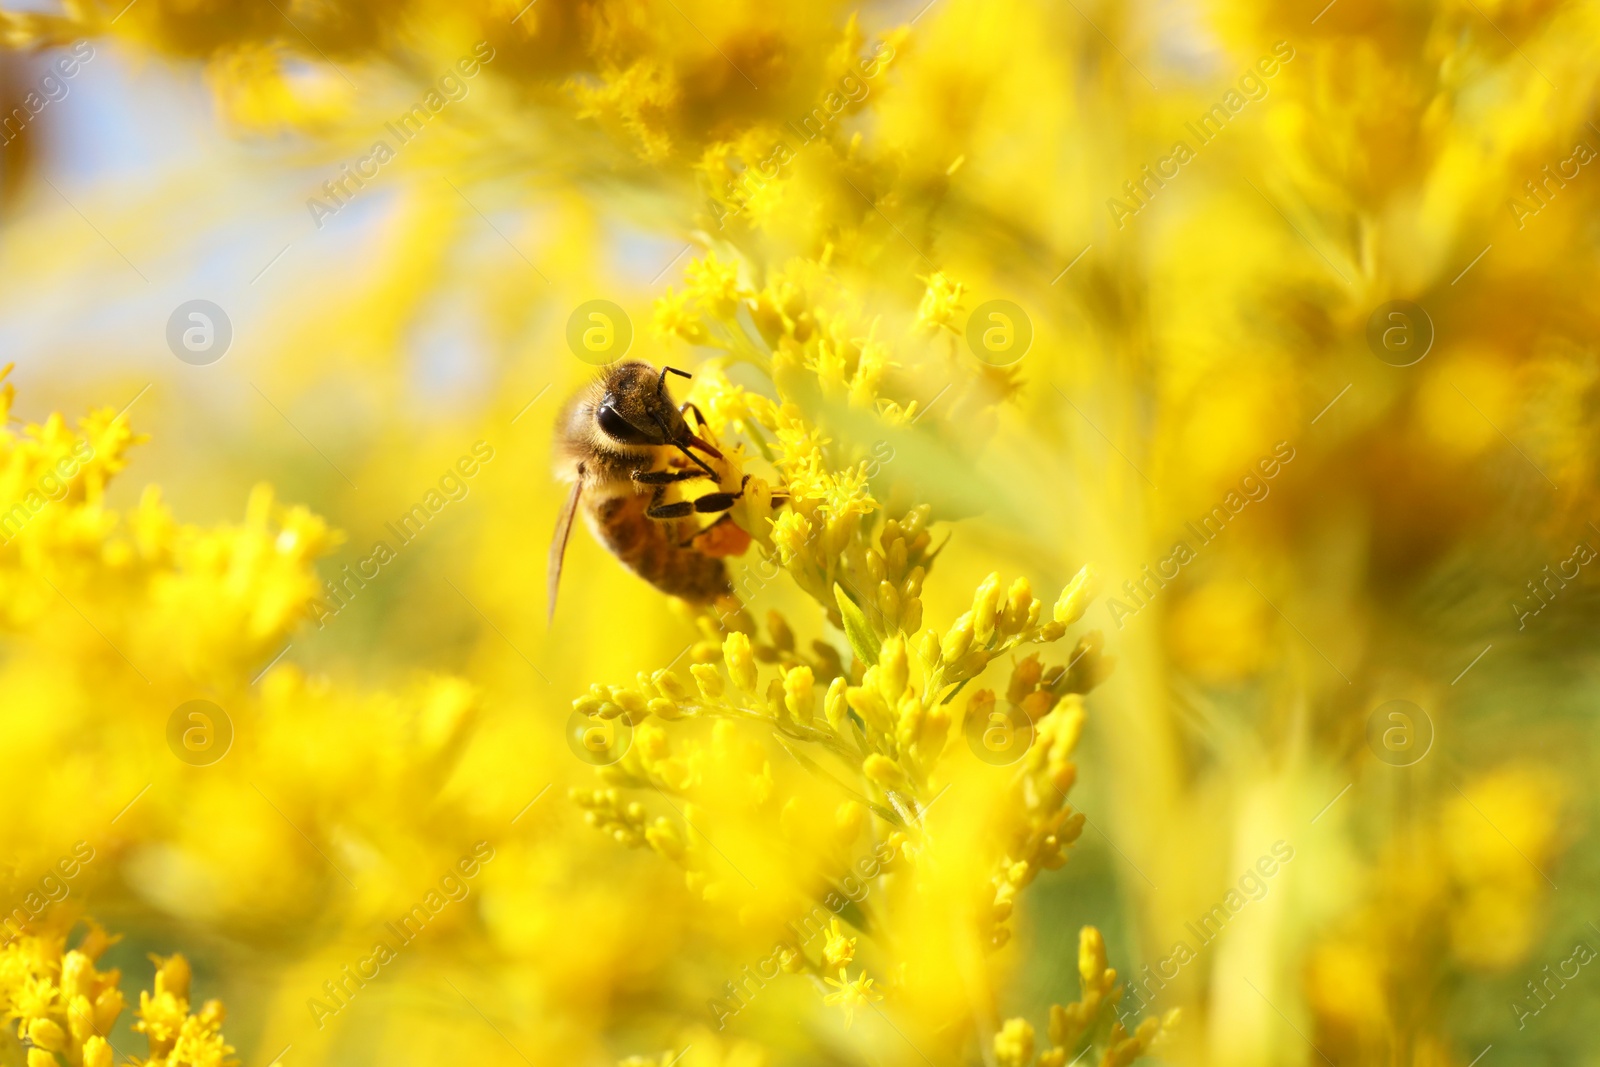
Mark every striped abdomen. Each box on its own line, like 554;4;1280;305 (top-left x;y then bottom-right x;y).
585;490;731;603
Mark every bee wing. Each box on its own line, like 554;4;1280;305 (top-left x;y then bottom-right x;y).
548;477;584;620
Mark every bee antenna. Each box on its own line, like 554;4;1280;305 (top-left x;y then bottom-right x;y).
661;366;693;382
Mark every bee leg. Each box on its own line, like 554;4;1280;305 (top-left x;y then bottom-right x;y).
647;502;696;520
685;474;751;515
650;474;751;524
633;468;703;485
643;475;710;521
641;465;736;521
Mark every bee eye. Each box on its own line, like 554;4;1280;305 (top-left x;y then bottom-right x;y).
597;403;652;444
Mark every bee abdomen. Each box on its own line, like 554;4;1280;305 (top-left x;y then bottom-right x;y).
589;493;732;603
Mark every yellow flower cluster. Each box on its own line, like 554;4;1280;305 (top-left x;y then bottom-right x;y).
560;248;1163;1062
5;0;1593;1062
1303;765;1569;1057
0;916;233;1067
994;929;1178;1067
0;364;340;689
0;373;503;1039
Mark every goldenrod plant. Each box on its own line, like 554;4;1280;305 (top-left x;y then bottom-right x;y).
0;1;1594;1065
566;254;1164;1062
0;915;234;1067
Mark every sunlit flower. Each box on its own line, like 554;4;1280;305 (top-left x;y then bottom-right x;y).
822;968;881;1028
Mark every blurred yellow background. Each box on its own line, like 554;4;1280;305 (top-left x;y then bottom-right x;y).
0;1;1595;1065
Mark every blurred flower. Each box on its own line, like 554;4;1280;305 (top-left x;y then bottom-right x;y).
821;968;880;1028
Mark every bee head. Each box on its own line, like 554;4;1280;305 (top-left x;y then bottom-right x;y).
594;361;687;447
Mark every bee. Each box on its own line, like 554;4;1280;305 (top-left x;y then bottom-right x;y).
548;360;771;617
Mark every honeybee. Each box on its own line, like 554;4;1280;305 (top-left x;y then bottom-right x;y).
548;360;772;616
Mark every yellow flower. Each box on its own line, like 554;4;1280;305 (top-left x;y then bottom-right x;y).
822;968;881;1028
684;252;745;319
654;286;710;345
914;272;966;334
994;1017;1035;1067
822;918;855;969
168;1010;237;1067
133;985;189;1050
0;917;229;1067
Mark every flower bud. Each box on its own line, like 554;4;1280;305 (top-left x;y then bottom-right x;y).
863;754;909;790
1008;654;1043;704
846;683;893;735
824;676;850;733
888;537;907;575
904;565;925;598
1021;690;1055;722
784;665;816;723
947;647;991;682
993;1018;1035;1067
61;951;92;999
878;580;900;626
653;669;692;702
155;954;191;1000
1054;565;1097;625
878;634;909;704
941;612;975;662
1079;925;1108;988
649;697;683;721
972;572;1002;644
199;999;226;1029
901;596;923;634
28;1019;66;1052
690;662;725;699
1002;577;1033;634
68;994;95;1046
895;692;924;751
82;1037;113;1067
724;632;758;693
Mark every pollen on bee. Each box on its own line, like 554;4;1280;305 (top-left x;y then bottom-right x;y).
696;517;752;558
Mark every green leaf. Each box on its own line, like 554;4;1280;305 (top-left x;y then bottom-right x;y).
939;676;972;706
834;582;881;667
